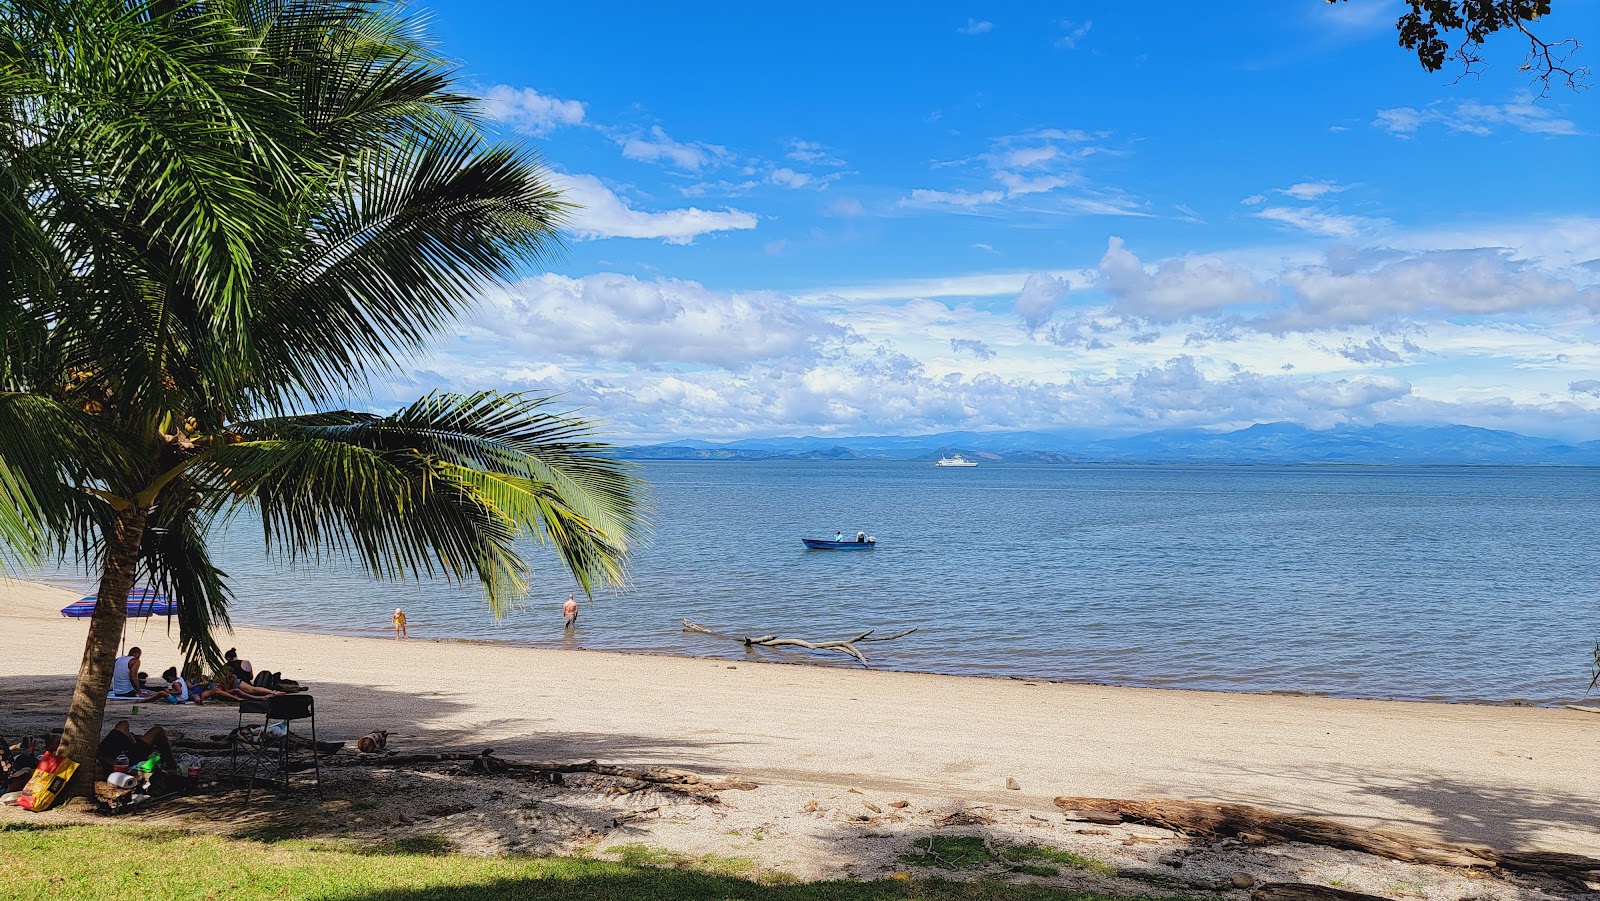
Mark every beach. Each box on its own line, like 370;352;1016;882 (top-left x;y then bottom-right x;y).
4;576;1596;869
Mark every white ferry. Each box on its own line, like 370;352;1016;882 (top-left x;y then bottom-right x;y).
934;453;978;467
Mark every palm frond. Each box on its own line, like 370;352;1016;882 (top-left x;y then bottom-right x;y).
190;392;646;611
139;484;233;668
250;124;568;407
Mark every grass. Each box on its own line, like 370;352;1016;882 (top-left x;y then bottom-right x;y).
1000;844;1119;877
0;823;1197;901
901;835;1119;879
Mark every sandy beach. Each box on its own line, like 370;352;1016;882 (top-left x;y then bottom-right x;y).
3;577;1597;896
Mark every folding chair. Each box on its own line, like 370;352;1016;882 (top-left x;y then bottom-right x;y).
234;694;321;802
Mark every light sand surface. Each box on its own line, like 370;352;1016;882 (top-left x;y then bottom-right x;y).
3;578;1596;857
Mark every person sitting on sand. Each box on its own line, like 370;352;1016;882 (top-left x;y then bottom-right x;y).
109;647;155;699
215;671;282;700
222;647;253;681
144;666;202;705
97;719;176;775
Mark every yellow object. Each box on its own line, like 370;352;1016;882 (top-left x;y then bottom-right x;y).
20;756;80;812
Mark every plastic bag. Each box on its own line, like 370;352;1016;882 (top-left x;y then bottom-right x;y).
18;755;78;811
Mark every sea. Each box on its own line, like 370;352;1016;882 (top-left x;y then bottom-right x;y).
35;462;1600;705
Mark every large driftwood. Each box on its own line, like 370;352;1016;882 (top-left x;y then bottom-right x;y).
682;619;916;666
1252;883;1393;901
1054;797;1600;882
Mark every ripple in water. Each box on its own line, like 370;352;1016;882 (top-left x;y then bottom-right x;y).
35;462;1600;705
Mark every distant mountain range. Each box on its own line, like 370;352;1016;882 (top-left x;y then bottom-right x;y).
619;423;1600;466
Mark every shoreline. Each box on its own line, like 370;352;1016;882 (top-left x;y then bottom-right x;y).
4;577;1598;858
240;624;1585;710
84;602;1583;710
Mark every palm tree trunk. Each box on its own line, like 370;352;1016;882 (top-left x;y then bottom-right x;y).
57;506;147;802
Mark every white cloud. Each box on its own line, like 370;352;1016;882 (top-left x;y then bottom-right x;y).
1055;19;1092;49
1254;206;1376;239
1374;98;1580;138
957;18;993;35
554;173;757;244
768;167;813;189
901;188;1007;208
901;128;1141;216
1015;273;1070;334
1098;237;1271;320
481;85;586;136
1280;181;1349;200
471;273;843;368
1240;194;1267;206
786;140;844;166
619;126;731;171
1265;247;1600;332
1571;379;1600;397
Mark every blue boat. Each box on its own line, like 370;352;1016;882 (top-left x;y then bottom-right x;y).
801;537;876;550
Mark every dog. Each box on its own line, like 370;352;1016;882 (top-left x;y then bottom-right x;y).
355;730;389;754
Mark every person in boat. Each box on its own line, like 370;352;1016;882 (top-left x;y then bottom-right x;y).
856;531;866;543
834;530;843;542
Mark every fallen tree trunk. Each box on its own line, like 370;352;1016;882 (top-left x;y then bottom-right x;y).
682;619;916;666
1053;797;1600;882
1253;883;1393;901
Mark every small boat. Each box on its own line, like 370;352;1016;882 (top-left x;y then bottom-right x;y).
934;453;978;467
802;537;876;550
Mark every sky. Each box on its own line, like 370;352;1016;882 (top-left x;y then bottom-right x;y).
386;0;1599;443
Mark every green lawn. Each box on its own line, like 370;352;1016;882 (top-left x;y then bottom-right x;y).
0;822;1206;901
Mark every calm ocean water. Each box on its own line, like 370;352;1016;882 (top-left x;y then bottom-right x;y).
37;462;1600;704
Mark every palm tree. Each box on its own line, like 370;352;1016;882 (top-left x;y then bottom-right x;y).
0;0;644;797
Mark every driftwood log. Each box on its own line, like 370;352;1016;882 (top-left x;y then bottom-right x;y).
682;619;916;666
1252;884;1393;901
1054;797;1600;883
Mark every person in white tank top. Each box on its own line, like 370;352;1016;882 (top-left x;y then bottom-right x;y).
109;647;149;698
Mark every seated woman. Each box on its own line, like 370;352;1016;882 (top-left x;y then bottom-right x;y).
222;648;254;682
214;671;282;700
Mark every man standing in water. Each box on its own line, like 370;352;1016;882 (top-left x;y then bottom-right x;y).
563;594;579;630
392;607;407;639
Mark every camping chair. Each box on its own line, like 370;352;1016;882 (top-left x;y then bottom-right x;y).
233;695;321;802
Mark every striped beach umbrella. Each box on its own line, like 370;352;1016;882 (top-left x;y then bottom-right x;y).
61;587;176;656
59;587;175;618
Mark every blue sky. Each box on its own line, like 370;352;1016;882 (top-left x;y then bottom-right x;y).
392;0;1599;442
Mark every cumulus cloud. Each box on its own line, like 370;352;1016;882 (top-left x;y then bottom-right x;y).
1374;98;1580;138
1571;380;1600;397
1098;237;1270;320
472;273;843;368
768;167;812;189
1267;248;1600;331
554;173;757;243
481;85;586;135
1336;337;1405;364
619;126;731;171
950;338;997;360
957;18;993;35
1015;273;1070;334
